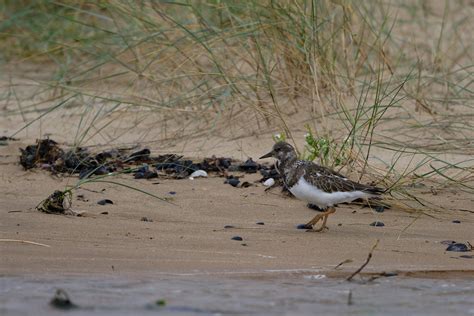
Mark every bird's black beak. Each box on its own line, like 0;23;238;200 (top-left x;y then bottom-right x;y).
259;151;273;159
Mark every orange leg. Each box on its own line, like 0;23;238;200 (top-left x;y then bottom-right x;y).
304;207;336;232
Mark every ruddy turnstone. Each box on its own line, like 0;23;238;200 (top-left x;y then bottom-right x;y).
260;141;384;231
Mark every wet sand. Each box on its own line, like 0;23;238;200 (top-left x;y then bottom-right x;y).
2;273;474;315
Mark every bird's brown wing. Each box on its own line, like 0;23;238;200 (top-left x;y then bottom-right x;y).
300;162;383;194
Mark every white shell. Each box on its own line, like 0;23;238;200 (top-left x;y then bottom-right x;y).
189;170;208;179
263;178;275;187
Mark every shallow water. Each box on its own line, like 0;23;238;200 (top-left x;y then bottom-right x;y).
1;272;474;316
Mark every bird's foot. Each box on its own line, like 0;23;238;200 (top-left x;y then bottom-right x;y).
305;225;329;232
312;225;329;232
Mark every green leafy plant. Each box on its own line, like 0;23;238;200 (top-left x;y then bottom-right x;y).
302;125;349;168
272;132;287;143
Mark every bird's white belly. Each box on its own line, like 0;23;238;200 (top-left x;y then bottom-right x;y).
289;177;369;207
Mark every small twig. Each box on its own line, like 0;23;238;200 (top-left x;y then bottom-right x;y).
334;259;353;270
346;239;379;281
0;239;51;248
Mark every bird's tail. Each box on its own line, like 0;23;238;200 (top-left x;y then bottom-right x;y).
366;186;385;195
357;183;386;195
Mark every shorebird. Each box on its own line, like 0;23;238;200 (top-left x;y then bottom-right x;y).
260;141;384;232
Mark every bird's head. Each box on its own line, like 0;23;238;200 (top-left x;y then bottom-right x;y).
259;141;297;162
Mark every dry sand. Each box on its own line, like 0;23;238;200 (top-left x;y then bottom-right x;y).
1;140;473;278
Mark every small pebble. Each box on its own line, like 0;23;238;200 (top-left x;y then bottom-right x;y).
446;243;471;252
100;211;108;215
256;222;265;225
452;220;461;224
97;199;113;205
168;191;176;195
225;178;240;187
241;243;248;246
263;178;275;187
296;224;310;230
224;225;235;229
374;205;385;213
370;221;385;227
231;236;243;241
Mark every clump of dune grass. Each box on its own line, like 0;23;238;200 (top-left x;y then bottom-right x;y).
1;0;473;212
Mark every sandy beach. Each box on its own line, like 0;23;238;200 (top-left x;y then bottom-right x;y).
1;140;473;278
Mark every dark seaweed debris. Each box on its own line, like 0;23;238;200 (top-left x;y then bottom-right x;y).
155;155;233;178
20;139;63;169
19;139;273;181
259;164;280;182
199;156;232;172
0;136;17;146
37;190;72;214
125;148;151;162
0;136;17;141
19;139;116;177
155;159;198;178
50;289;77;310
239;158;259;173
225;177;240;187
134;164;158;179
